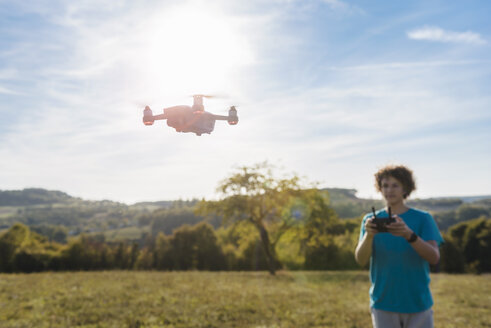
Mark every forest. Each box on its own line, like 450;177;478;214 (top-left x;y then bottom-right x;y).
1;165;490;274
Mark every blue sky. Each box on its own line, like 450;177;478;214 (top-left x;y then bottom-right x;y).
1;0;490;204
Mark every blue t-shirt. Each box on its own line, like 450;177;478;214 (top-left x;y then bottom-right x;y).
359;208;444;313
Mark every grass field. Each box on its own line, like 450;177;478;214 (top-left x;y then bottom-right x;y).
0;271;489;327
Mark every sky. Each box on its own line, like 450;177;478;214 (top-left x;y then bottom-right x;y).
1;0;490;204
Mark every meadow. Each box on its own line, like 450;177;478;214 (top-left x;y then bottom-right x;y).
0;271;489;328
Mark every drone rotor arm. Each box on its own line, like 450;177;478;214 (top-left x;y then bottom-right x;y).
152;113;168;121
212;115;229;121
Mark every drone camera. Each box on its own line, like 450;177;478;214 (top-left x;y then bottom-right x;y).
143;106;154;126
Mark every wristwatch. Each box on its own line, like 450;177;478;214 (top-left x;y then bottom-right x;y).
407;232;418;243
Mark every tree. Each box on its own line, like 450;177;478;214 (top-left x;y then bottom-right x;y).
197;162;331;275
448;217;491;273
31;224;68;243
460;217;491;273
150;207;204;236
153;232;173;270
295;189;348;270
0;223;54;272
216;221;277;271
0;223;30;271
439;234;465;273
169;222;225;270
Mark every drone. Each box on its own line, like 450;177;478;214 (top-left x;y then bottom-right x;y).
142;95;238;136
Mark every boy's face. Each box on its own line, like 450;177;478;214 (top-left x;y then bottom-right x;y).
380;176;405;205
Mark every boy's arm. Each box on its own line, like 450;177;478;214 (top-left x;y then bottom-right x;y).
355;218;377;267
387;216;440;265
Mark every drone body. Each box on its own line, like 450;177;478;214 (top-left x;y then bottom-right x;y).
142;95;238;136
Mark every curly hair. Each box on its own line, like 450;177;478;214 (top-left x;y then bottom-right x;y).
374;165;416;199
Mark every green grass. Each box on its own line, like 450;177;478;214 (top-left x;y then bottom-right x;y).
0;271;489;327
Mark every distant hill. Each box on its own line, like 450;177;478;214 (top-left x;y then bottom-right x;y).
0;189;205;242
1;188;489;238
456;195;491;203
323;188;358;201
323;188;491;233
0;188;77;206
3;187;487;211
131;199;198;212
0;188;128;207
0;188;131;237
322;188;384;219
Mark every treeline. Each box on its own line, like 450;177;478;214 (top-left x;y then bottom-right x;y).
0;218;359;273
1;216;490;274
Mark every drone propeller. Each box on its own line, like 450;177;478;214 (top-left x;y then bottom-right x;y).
131;98;159;109
132;100;148;108
190;94;229;99
216;105;238;113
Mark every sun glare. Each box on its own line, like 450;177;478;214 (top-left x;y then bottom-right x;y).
129;4;253;103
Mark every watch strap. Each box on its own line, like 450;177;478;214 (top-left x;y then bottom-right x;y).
407;232;418;243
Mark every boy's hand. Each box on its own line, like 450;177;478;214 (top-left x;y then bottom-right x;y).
365;217;378;237
386;216;412;239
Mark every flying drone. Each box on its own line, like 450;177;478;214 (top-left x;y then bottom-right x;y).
142;95;238;136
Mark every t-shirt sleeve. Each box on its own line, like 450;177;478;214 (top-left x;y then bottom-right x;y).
420;212;444;246
359;214;369;241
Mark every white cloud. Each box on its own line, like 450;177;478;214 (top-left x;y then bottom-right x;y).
407;26;487;45
0;86;23;95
